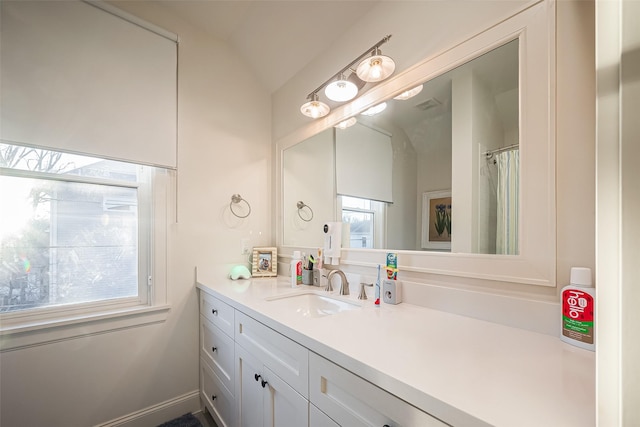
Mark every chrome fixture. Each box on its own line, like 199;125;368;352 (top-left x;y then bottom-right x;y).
327;269;350;296
300;93;330;118
358;282;373;300
230;193;251;218
296;200;314;222
356;46;396;82
325;73;358;102
301;35;394;119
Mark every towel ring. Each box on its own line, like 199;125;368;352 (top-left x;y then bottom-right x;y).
230;194;251;218
296;201;314;222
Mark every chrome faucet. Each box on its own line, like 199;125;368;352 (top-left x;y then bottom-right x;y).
326;269;350;295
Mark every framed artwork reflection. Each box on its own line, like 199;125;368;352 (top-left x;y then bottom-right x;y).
421;190;452;250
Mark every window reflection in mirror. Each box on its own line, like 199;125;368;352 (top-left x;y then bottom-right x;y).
340;196;385;249
283;38;519;255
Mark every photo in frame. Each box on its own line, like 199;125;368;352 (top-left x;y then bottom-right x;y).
421;190;452;250
251;247;278;277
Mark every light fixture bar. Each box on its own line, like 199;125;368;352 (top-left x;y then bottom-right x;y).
304;35;392;101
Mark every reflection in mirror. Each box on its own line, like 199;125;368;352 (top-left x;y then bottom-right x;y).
282;129;334;247
284;39;519;255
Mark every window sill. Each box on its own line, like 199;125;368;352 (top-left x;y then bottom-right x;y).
0;304;171;352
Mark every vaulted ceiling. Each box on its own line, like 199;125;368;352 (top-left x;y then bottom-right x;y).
127;1;380;93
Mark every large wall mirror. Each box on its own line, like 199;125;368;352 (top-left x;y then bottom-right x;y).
278;1;556;287
284;40;519;255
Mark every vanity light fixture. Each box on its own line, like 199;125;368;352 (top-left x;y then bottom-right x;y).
301;35;394;119
325;74;358;102
361;102;387;116
394;84;424;100
335;117;357;129
356;46;396;83
300;93;330;118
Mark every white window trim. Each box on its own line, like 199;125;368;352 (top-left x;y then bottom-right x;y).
0;166;174;352
338;196;387;249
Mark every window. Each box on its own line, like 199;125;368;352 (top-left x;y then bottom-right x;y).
0;143;169;341
340;196;386;249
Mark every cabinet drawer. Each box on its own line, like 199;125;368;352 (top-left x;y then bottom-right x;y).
235;311;309;397
310;404;339;427
201;315;235;394
309;353;448;427
201;292;234;337
201;357;235;427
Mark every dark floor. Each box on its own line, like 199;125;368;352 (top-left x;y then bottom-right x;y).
194;409;217;427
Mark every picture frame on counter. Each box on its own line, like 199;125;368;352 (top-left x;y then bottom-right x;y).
251;246;277;277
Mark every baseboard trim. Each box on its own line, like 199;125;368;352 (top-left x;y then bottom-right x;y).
95;390;201;427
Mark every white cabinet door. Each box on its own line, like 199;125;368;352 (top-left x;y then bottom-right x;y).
236;344;264;427
309;352;447;427
310;404;339;427
237;343;309;427
263;366;308;427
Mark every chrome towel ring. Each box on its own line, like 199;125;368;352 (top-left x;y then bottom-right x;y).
230;194;251;218
296;201;314;222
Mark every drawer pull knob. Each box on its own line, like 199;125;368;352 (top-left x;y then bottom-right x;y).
212;309;218;315
254;374;261;382
211;395;217;401
261;379;268;388
212;346;217;353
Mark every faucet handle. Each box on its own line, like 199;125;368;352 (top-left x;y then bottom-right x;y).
358;283;373;300
324;272;333;292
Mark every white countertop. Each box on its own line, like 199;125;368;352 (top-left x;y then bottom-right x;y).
196;274;595;427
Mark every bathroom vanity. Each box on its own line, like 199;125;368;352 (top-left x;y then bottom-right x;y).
196;274;594;427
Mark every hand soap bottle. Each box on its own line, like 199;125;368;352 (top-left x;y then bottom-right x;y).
291;251;302;288
560;267;595;351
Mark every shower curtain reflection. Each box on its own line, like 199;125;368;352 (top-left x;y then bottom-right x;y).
495;149;519;254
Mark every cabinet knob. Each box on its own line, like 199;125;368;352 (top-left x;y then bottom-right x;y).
211;395;217;401
261;379;268;388
212;309;218;315
254;374;261;382
211;346;217;353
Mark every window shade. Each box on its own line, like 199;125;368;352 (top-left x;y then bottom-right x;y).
1;1;178;169
335;123;393;203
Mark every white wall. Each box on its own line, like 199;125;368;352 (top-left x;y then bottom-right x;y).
0;2;272;426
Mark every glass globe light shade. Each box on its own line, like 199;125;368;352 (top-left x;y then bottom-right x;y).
325;78;358;102
356;52;395;83
361;102;387;116
300;97;330;118
335;117;357;129
394;84;424;100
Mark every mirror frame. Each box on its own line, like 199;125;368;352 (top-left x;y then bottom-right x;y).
276;0;556;287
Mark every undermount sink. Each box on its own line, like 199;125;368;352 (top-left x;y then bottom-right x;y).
266;291;361;318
